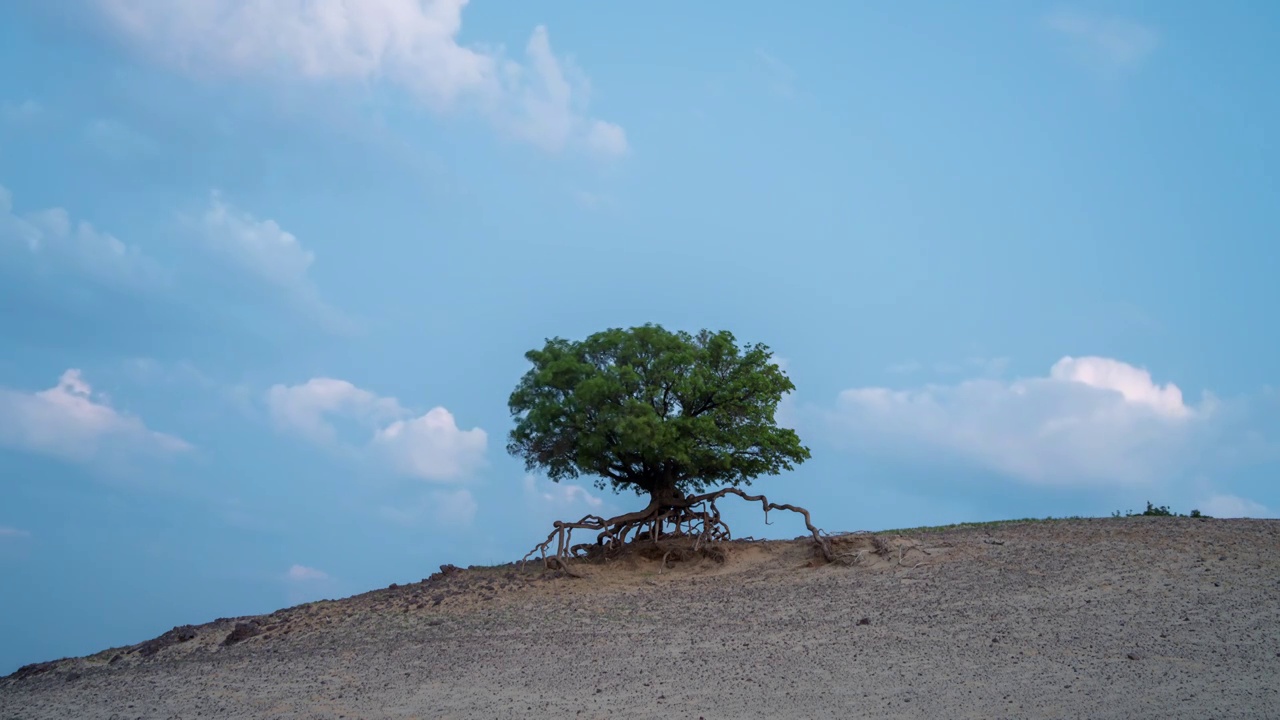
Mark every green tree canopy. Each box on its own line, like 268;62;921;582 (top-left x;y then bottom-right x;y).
507;324;810;508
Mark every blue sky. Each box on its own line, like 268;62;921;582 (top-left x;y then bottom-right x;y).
1;0;1277;674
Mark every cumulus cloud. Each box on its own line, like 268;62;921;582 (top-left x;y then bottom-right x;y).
372;409;489;482
829;356;1203;486
1050;356;1189;417
519;475;608;532
92;0;626;157
1199;494;1274;519
197;192;353;331
285;564;329;581
266;378;403;445
267;377;486;482
1046;9;1158;73
202;193;314;290
522;475;604;512
0;369;191;465
0;184;168;291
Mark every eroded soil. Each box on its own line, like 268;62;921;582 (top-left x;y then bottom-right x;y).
2;517;1278;719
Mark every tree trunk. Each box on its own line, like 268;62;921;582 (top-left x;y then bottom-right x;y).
646;466;687;511
649;484;688;511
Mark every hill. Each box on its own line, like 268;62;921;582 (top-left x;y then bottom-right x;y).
2;517;1278;718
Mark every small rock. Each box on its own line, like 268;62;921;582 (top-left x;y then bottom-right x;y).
1127;653;1141;661
223;622;261;646
857;617;871;626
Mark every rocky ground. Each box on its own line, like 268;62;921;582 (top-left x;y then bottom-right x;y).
2;516;1279;719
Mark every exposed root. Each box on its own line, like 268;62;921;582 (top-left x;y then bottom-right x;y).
521;488;834;573
546;556;582;579
833;534;932;570
871;534;892;557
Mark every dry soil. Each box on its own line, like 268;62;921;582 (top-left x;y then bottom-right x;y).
2;517;1279;719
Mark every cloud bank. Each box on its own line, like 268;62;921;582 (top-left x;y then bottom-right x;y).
1198;494;1274;519
267;377;487;482
92;0;627;157
197;192;352;331
1;184;168;292
830;356;1203;486
0;369;191;465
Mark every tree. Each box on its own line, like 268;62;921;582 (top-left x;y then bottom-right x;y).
508;324;831;568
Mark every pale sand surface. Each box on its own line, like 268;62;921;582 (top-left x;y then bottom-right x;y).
3;517;1279;719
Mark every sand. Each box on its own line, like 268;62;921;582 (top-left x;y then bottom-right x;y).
2;516;1279;719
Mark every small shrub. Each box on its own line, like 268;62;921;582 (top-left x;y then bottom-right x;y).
1113;501;1211;519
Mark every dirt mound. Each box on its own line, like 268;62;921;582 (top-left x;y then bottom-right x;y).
3;518;1278;719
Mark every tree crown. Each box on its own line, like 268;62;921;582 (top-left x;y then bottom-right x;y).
507;324;809;498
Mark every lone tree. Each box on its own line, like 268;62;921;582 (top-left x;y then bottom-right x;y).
508;324;832;568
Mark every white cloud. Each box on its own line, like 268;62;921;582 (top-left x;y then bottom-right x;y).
93;0;626;157
0;526;31;539
285;564;329;581
373;408;488;481
267;377;403;445
267;377;486;482
1199;494;1274;519
522;475;604;514
1050;355;1188;418
0;184;169;291
830;356;1203;486
1046;9;1158;73
198;192;352;330
769;355;799;430
0;369;191;465
201;192;314;292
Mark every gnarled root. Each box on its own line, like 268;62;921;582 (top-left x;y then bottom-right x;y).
521;488;833;573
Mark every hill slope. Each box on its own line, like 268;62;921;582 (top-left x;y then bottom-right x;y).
3;517;1279;719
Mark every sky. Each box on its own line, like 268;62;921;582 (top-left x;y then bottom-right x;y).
1;0;1278;674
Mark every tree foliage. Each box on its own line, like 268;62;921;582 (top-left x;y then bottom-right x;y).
507;324;809;503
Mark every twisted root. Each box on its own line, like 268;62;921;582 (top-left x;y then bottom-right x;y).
521;488;833;572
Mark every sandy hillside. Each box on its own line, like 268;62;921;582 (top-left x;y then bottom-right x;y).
2;517;1279;719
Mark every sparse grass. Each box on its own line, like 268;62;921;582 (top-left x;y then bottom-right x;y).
875;516;1090;535
876;502;1213;536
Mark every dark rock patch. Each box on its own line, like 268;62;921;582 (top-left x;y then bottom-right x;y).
222;621;262;647
133;625;199;658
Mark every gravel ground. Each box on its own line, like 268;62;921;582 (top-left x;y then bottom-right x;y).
2;517;1279;719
